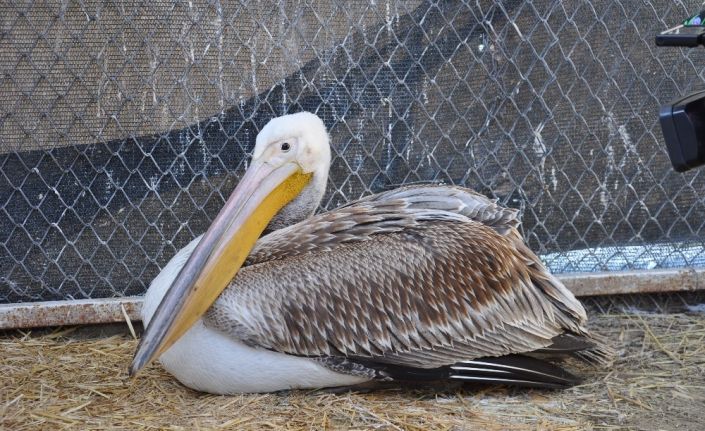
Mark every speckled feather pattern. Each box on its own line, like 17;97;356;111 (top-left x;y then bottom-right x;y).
205;186;592;369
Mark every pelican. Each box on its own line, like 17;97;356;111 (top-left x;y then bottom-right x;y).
130;112;610;394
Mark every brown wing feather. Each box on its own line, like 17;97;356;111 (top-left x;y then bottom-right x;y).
245;185;520;265
204;187;590;368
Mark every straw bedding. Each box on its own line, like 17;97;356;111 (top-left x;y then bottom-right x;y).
2;312;704;430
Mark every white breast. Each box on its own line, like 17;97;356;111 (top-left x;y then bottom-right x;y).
141;236;369;394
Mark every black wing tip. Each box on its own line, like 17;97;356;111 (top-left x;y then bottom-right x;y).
449;354;581;389
449;375;576;390
325;355;582;390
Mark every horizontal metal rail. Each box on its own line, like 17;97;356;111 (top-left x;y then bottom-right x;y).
1;268;703;330
0;297;142;330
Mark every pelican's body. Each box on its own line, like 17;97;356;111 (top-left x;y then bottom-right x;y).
142;236;368;393
133;112;611;394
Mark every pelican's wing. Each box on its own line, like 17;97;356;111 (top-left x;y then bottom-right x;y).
245;185;521;265
206;186;588;369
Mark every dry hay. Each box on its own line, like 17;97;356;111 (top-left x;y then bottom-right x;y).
2;312;705;430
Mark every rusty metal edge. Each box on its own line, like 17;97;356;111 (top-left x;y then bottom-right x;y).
559;267;704;297
0;297;143;330
1;268;704;329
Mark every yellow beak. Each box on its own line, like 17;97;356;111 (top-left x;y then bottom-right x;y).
130;160;312;375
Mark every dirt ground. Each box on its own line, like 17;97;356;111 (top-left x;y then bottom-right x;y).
1;312;704;430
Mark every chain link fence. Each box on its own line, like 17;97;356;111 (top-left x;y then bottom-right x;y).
1;0;704;305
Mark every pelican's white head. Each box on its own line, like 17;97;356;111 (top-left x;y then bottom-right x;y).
253;112;332;231
130;112;333;375
254;111;331;177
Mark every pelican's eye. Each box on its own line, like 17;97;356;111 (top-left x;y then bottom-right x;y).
280;142;291;152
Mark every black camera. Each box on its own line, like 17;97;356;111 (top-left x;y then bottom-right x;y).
659;91;705;172
656;12;705;172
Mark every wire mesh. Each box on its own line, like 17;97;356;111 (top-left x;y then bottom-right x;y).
1;0;705;304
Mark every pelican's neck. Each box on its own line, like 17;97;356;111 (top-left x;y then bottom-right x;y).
264;170;327;233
